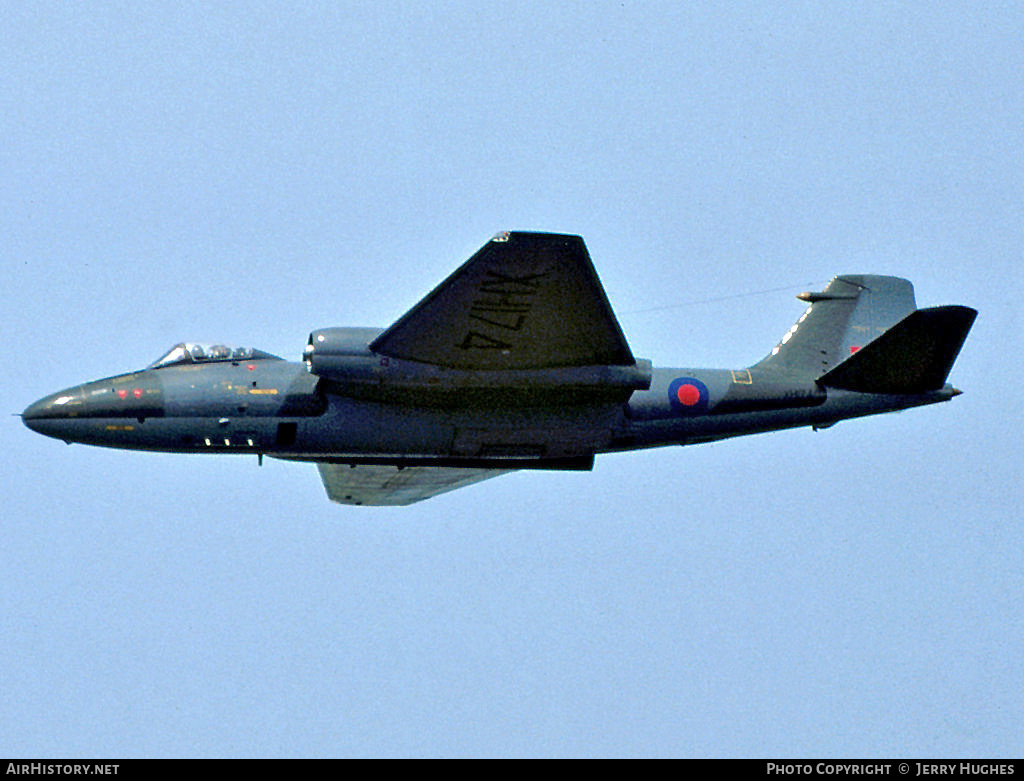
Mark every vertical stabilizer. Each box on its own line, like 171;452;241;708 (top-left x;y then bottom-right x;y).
754;275;917;377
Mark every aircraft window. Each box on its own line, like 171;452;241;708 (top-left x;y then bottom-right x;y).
148;343;283;369
154;344;188;367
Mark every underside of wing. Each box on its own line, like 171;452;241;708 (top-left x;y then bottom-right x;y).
369;232;635;370
316;462;513;506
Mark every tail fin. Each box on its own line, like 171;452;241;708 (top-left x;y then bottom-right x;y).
755;275;918;377
817;305;977;393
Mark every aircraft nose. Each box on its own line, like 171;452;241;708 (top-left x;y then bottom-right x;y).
22;399;44;432
23;373;166;443
21;400;43;433
22;387;85;437
23;388;83;421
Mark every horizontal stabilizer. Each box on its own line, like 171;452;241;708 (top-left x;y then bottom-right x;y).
817;305;976;393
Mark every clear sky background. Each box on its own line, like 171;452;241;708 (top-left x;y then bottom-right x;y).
2;1;1021;758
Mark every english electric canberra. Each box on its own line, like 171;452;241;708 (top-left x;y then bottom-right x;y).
23;232;976;505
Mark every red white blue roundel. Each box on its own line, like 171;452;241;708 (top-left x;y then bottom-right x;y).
668;376;709;414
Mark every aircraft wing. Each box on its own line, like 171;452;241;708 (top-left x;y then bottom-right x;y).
316;462;513;506
369;232;635;370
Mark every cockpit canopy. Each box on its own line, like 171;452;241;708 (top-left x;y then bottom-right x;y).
148;342;283;369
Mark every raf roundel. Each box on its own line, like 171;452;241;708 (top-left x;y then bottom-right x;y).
668;376;709;414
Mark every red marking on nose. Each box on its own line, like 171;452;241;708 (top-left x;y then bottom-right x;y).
676;383;701;406
247;364;256;371
116;389;128;399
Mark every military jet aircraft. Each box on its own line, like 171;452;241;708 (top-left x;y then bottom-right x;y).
23;232;976;505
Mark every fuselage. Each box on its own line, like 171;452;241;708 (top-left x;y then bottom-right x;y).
22;353;958;467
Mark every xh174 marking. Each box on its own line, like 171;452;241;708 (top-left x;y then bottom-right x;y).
23;232;976;505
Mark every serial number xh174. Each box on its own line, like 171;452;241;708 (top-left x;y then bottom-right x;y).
23;232;976;505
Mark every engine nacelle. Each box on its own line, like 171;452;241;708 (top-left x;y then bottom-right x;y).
305;326;652;406
304;327;383;384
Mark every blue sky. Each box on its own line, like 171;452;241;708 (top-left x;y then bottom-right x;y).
2;1;1021;757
